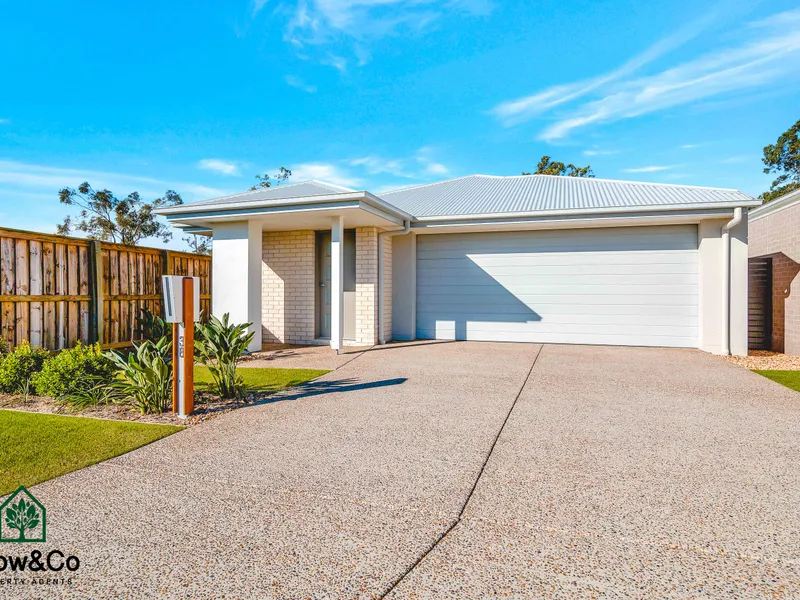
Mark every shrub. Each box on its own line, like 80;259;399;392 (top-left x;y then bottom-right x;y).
0;338;9;357
135;308;171;342
194;314;254;399
106;338;172;414
32;343;115;399
0;342;50;394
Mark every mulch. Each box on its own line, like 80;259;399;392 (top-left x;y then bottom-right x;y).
0;389;265;426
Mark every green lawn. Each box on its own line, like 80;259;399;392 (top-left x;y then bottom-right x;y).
754;370;800;392
194;366;329;394
0;410;183;496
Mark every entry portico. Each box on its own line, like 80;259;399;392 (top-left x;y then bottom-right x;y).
159;181;412;352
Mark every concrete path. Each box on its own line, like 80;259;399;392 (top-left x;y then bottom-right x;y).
4;343;799;599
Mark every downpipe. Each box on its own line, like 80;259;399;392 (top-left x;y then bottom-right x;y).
720;207;742;356
378;221;411;345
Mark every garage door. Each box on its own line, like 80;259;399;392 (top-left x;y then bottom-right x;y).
416;225;698;347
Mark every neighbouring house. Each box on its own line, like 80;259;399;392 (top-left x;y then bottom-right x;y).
747;188;800;355
157;174;759;356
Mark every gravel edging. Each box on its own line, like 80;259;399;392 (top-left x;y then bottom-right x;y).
723;350;800;371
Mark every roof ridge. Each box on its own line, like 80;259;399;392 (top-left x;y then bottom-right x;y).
519;173;745;193
183;179;355;206
380;173;748;195
379;174;479;196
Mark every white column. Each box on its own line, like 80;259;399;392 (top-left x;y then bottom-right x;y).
330;216;344;352
212;221;262;352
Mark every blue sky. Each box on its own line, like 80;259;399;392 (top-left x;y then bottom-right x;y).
1;0;798;249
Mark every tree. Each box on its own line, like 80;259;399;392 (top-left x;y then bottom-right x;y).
58;183;183;245
761;119;800;203
523;156;594;178
4;496;41;541
250;166;292;190
184;233;211;255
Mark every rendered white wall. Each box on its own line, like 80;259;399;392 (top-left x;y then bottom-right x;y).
212;221;263;352
391;233;416;341
697;216;748;356
730;213;749;356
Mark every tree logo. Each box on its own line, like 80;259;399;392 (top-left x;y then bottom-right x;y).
0;487;46;543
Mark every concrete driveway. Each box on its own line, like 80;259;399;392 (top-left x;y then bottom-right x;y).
5;342;800;599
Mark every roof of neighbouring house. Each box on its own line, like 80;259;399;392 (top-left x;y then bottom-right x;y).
748;186;800;221
185;180;356;207
378;174;759;219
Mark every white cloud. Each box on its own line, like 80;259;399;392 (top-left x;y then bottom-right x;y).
720;155;751;164
350;155;411;178
622;165;676;173
0;159;232;203
583;149;619;156
489;2;734;127
349;147;449;180
197;159;241;176
284;74;318;93
490;7;800;141
291;162;364;188
424;162;448;175
680;144;700;149
267;0;493;68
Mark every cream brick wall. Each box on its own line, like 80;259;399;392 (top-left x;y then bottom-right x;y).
355;227;378;345
262;231;316;344
382;235;393;342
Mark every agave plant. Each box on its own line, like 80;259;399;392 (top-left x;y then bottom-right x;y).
194;314;254;399
106;338;173;414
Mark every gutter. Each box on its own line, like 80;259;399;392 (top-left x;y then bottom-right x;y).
411;200;761;224
378;221;411;345
748;187;800;222
720;207;743;356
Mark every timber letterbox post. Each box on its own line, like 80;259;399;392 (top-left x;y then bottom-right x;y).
162;276;200;418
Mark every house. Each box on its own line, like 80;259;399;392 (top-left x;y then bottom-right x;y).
747;188;800;355
158;174;759;356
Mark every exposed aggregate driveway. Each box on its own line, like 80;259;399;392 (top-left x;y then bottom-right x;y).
4;342;800;599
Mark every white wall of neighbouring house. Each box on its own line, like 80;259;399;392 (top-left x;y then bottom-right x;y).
212;220;263;352
698;216;748;356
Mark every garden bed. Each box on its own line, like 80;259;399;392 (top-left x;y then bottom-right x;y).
0;366;329;426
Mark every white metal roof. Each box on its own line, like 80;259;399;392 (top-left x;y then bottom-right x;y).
185;180;356;208
379;174;758;219
163;174;757;223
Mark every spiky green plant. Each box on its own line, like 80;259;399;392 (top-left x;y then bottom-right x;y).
194;314;254;399
106;338;172;414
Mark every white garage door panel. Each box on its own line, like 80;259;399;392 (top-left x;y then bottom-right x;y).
416;225;699;348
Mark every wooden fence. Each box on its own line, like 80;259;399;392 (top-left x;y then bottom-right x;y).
0;227;211;350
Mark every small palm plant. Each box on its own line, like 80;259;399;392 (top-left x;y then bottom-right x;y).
106;338;173;414
194;314;254;399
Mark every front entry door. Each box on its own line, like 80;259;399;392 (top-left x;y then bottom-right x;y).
316;230;356;340
318;232;332;338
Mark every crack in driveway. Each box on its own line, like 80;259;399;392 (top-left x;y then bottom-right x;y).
378;344;544;598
